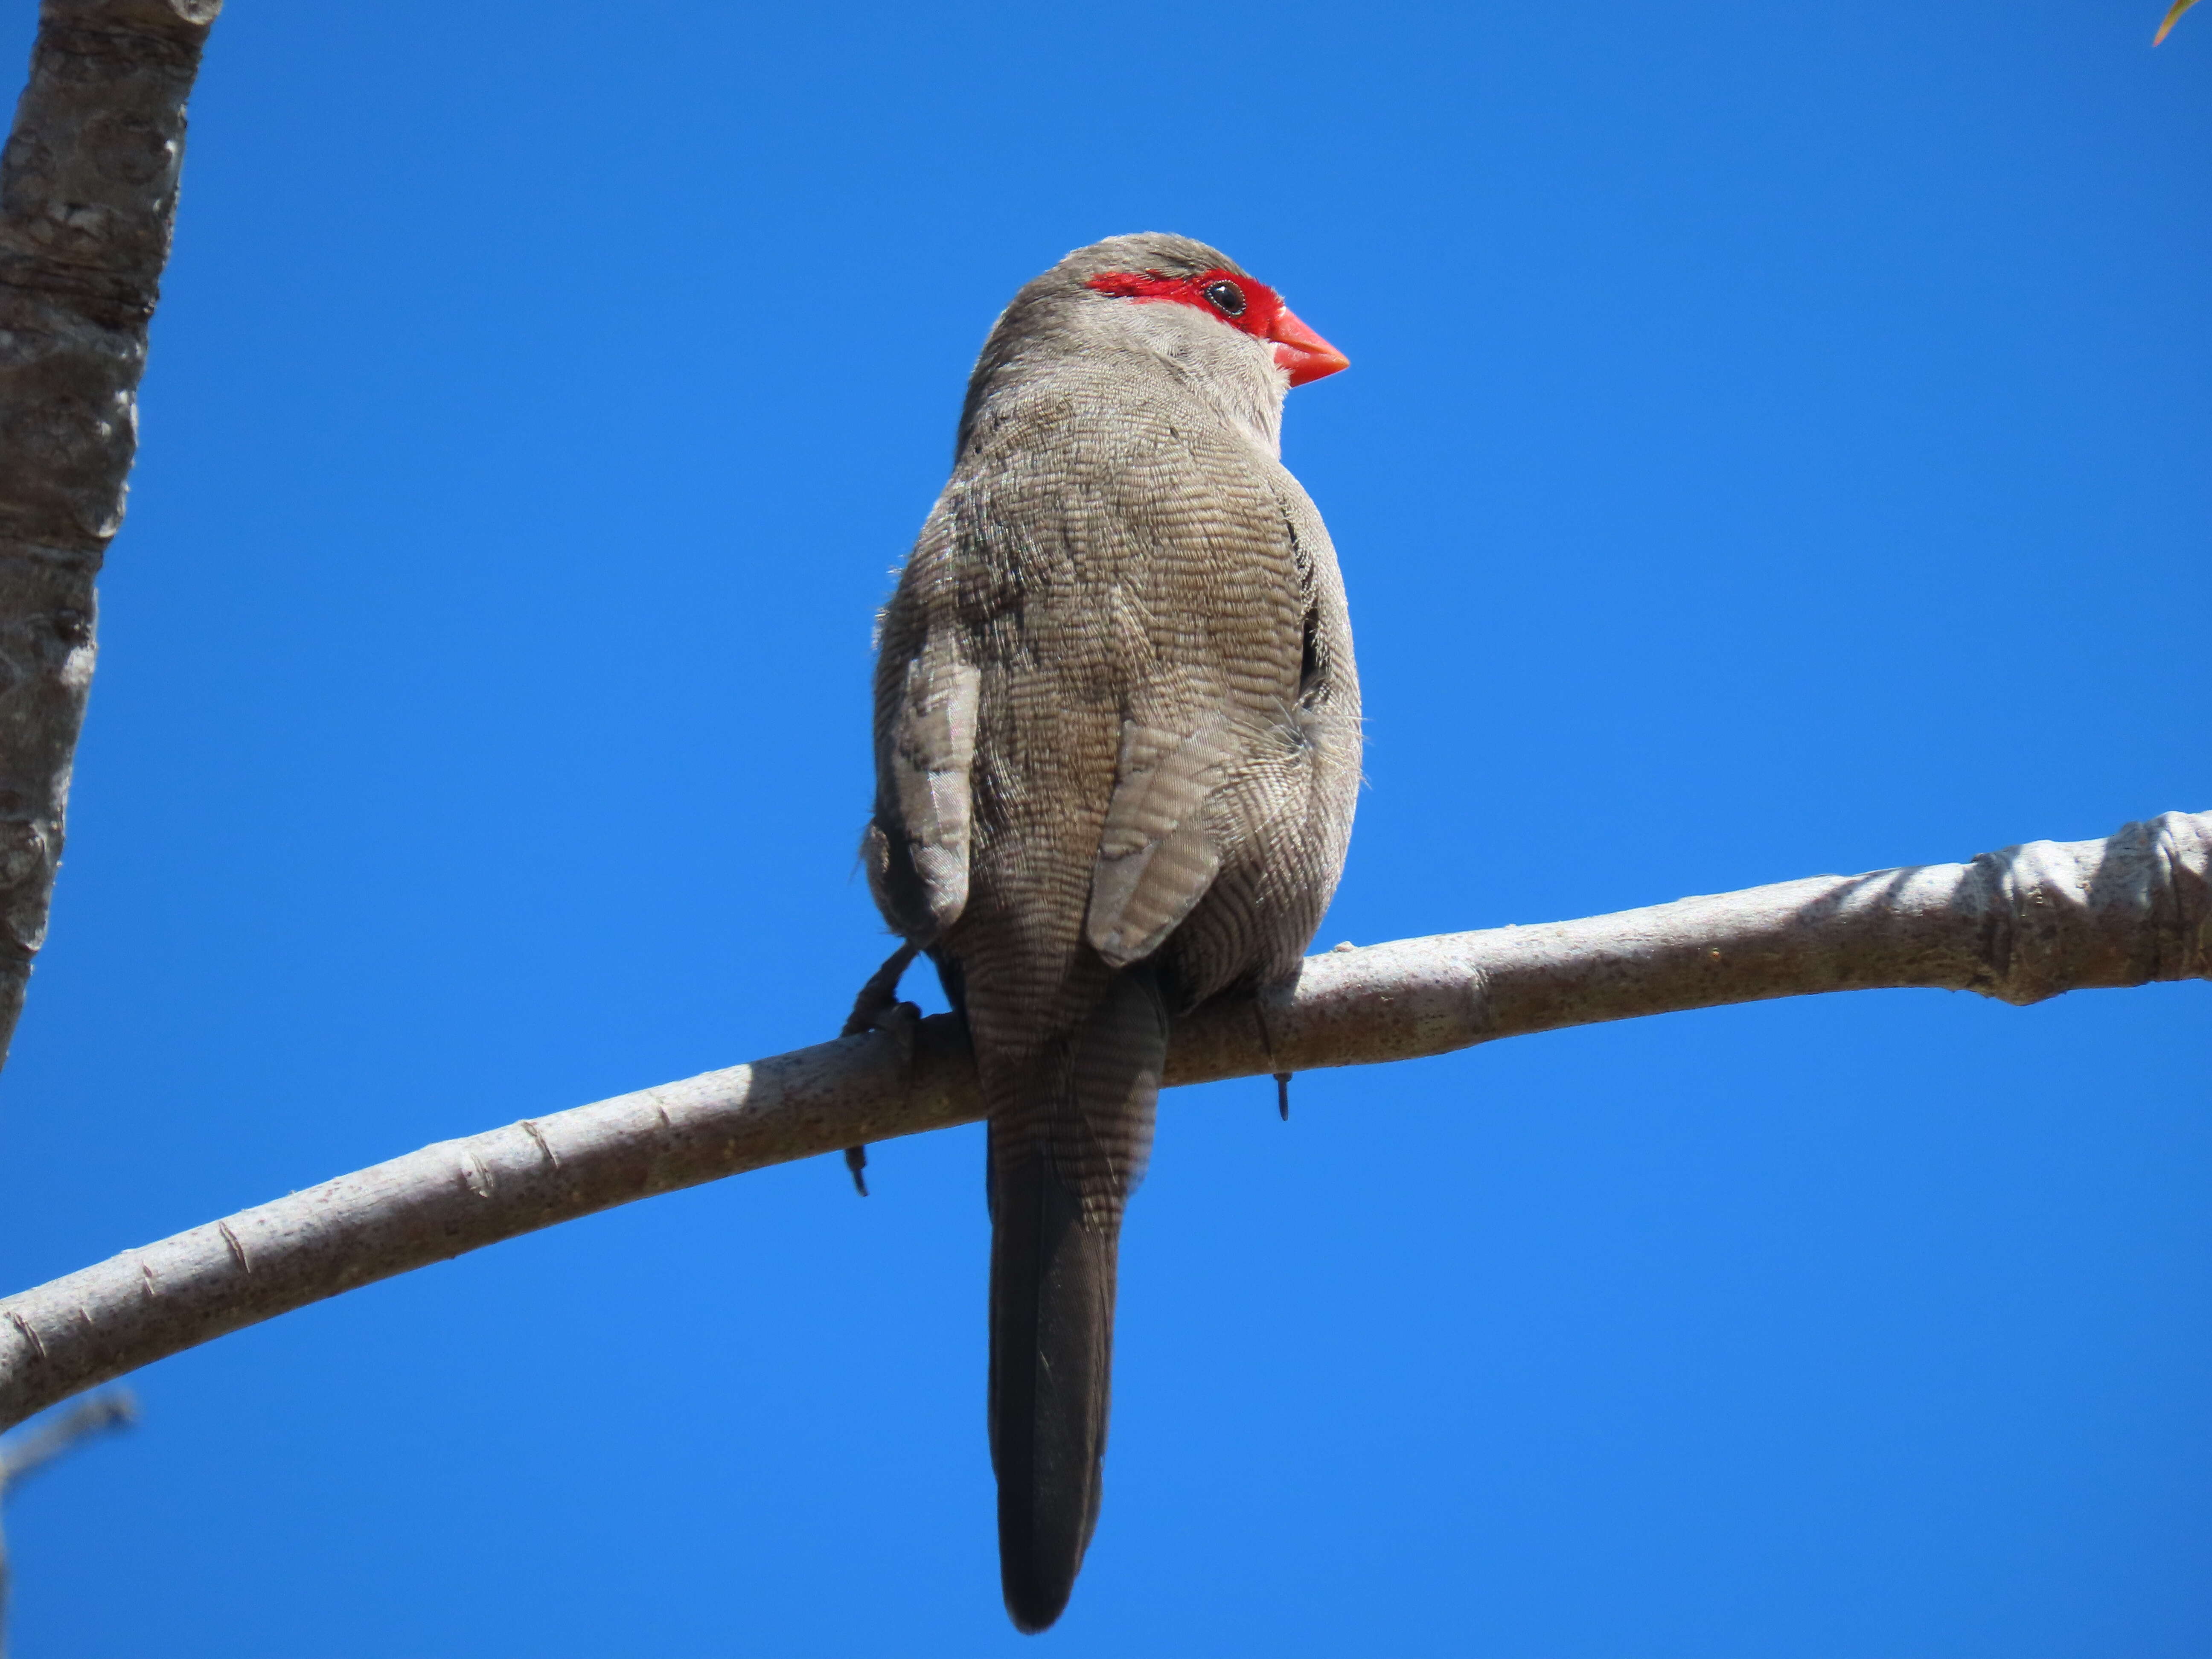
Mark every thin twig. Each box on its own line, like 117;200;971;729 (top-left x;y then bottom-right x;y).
0;1390;134;1490
0;1389;137;1658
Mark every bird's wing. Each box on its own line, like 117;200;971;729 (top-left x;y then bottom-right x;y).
1084;714;1236;967
866;623;981;942
1081;446;1311;972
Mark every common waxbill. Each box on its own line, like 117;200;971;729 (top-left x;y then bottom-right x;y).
862;233;1360;1632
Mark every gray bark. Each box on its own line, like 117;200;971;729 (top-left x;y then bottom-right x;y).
0;0;218;1063
0;810;2201;1432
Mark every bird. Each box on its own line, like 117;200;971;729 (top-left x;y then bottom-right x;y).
861;233;1361;1633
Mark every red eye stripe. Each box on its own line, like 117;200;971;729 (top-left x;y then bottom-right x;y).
1084;268;1285;340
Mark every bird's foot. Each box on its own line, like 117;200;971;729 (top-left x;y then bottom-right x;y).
864;998;922;1062
841;939;921;1038
840;941;924;1195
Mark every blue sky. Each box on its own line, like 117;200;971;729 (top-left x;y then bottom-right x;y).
1;1;2207;1653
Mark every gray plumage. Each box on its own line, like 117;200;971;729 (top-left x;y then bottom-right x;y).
863;233;1361;1633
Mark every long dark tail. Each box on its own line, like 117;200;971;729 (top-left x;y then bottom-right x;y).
987;966;1167;1634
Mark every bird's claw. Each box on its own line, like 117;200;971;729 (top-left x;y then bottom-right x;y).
841;939;921;1038
840;942;923;1195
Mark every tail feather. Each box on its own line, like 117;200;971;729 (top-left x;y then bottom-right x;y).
987;966;1167;1634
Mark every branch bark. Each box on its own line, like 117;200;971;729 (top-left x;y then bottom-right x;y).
0;0;218;1065
0;810;2203;1431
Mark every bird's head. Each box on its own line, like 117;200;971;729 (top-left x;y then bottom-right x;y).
1070;235;1349;390
959;234;1348;456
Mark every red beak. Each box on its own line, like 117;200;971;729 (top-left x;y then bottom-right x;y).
1268;304;1350;387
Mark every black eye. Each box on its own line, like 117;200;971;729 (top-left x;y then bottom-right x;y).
1202;279;1246;317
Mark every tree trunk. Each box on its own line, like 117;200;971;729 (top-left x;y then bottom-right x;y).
0;0;218;1065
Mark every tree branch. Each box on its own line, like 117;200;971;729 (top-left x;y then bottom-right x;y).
0;810;2202;1429
0;0;219;1065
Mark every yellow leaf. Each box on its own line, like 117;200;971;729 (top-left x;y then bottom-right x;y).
2154;0;2198;44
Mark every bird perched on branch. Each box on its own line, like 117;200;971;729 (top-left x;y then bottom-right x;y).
862;233;1361;1632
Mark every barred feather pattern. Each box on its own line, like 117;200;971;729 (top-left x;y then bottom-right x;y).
863;234;1361;1633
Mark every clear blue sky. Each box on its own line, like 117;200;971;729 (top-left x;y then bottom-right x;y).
1;1;2206;1653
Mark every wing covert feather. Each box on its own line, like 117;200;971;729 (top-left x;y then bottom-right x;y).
871;629;981;940
1086;718;1234;967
